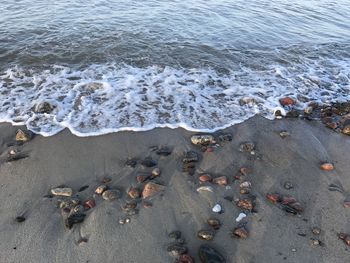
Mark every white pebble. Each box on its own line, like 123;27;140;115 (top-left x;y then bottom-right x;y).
235;212;247;222
212;204;222;213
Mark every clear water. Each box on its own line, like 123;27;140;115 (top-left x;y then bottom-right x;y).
0;0;349;136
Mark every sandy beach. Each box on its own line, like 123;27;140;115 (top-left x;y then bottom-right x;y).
0;116;350;263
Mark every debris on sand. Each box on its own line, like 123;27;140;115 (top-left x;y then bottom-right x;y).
266;193;304;215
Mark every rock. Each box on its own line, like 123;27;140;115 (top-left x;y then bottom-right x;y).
6;151;29;162
65;213;86;229
182;162;196;175
311;227;321;235
279;97;295;106
232;226;249;239
342;121;350;135
236;198;254;211
239;142;255;153
199;174;212;183
122;202;137;212
343;201;350;208
78;237;88;245
125;158;137;168
197;186;214;193
310;238;321;246
213;176;228;186
217;133;233;142
59;198;80;212
141;157;157;167
127;187;141;199
95;185;107;195
183;151;199;163
239;167;251;176
177;254;194;263
198;244;226;263
142;182;165;199
83;199;96;209
207;218;221;230
279;131;290;138
239;97;256;106
136;174;150;183
198;230;215;241
266;193;282;204
338;233;350;246
239;181;252;195
51;187;73;197
304;106;313;114
212;204;222;213
284;182;294;190
167;243;187;257
102;189;122;201
151;168;161;178
15;216;25;223
15;129;32;142
274;107;285;119
191;135;215;145
143;201;153;208
72;205;85;214
320;162;334;171
156;146;172;156
78;185;89;192
168;230;181;240
235;213;247;222
33;102;54;114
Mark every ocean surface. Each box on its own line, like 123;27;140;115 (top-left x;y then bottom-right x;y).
0;0;349;136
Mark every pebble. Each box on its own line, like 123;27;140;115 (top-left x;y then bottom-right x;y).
102;189;122;201
83;199;96;209
239;142;255;153
51;187;73;197
279;131;290;138
151;168;161;177
128;187;141;199
311;227;321;235
284;182;294;190
343;123;350;136
338;233;350;246
235;213;247;222
197;186;214;193
65;213;86;229
240;181;252;194
320;163;334;171
95;185;107;195
15;129;32;142
304;106;313;114
78;237;88;245
198;244;226;263
119;218;131;225
198;230;215;241
143;201;153;208
156;146;172;156
15;216;25;223
199;174;212;183
279;97;295;106
213;176;228;186
212;204;222;213
136;174;150;183
232;225;249;239
266;193;281;204
141;157;157;167
177;254;194;263
72;205;85;214
33;101;53;113
101;177;112;184
239;167;251;176
183;151;199;163
191;135;215;145
125;158;137;168
167;243;187;257
309;238;321;246
142;182;165;199
168;230;181;240
236;198;254;211
207;218;221;230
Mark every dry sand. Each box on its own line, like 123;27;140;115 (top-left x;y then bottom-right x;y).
0;116;350;263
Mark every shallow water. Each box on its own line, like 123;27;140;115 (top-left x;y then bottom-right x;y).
0;0;349;136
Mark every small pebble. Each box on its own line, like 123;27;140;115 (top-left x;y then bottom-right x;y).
279;131;290;138
310;238;321;246
102;189;122;201
207;218;221;230
95;185;107;195
197;230;215;241
51;187;73;197
291;248;297;252
284;182;294;190
212;204;222;213
320;162;334;171
311;227;321;235
151;168;161;177
235;213;247;222
15;216;25;223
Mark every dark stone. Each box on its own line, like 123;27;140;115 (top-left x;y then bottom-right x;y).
141;157;157;167
168;230;181;240
198;244;226;263
15;216;25;223
207;218;221;230
167;243;187;257
198;230;215;241
156;147;172;156
125;158;138;168
183;151;199;163
65;213;86;229
33;102;54;114
239;142;255;152
78;185;89;192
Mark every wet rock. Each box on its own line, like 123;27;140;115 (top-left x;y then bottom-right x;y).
199;174;212;183
304;106;313;114
309;238;321;246
102;189;122;201
33;101;54;114
283;182;294;190
239;142;255;153
151;168;161;178
197;186;214;193
183;151;199;163
286;109;300;118
15;216;25;223
207;218;221;230
142;182;165;199
125;158;138;168
236;198;254;211
127;187;141;199
338;233;350;246
198;244;226;263
156;146;172;156
182;162;196;175
168;230;181;240
59;198;80;211
191;135;215;145
95;185;107;195
176;254;194;263
83;199;96;209
198;230;215;241
119;217;131;224
78;237;88;245
65;213;86;229
239;181;252;195
320;162;334;171
212;204;222;213
279;97;295;106
342;121;350;135
143;201;153;208
232;225;249;239
71;205;85;214
311;227;321;235
279;131;290;138
217;133;233;142
51;187;73;197
235;213;247;222
122;202;137;212
167;243;187;257
239;167;251;176
213;176;228;186
141;157;157;167
239;96;256;106
136;174;150;183
15;129;32;142
266;193;282;204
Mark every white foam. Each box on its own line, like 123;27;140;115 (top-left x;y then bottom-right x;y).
0;59;349;137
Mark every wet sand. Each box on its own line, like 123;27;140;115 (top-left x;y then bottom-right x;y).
1;116;350;263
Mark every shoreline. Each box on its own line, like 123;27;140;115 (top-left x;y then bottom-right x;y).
1;116;350;262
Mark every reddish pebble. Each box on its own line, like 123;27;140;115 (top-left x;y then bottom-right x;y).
199;174;212;183
206;147;214;153
178;254;194;263
136;174;149;183
239;167;250;176
143;201;153;208
142;182;165;199
320;163;334;171
279;97;295;106
266;193;281;204
213;176;228;186
343;201;350;208
83;199;96;209
128;187;141;199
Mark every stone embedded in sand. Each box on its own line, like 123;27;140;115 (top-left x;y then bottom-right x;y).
183;162;196;175
122;202;137;213
95;185;108;195
156;146;172;156
232;226;249;239
125;158;138;168
128;187;141;199
136;174;150;183
191;135;215;145
143;201;153;208
167;243;187;257
279;97;295;106
343;201;350;208
213;176;228;186
239;167;251;176
168;230;182;240
197;186;214;193
284;182;294;190
199;174;212;183
78;237;88;246
151;168;161;178
267;193;304;215
142;182;165;199
212;204;222;213
240;181;252;195
338;233;350;246
198;244;226;263
342;119;350;135
183;151;199;163
236;198;254;211
309;238;321;246
15;129;32;142
239;96;256;106
279;131;290;138
217;133;233;142
304;106;313;114
65;213;86;229
102;189;122;201
198;230;215;241
33;101;54;114
239;142;255;153
51;187;73;197
320;162;334;171
83;199;96;209
207;218;221;230
15;216;25;223
177;254;194;263
311;227;321;235
141;157;157;167
266;193;281;204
